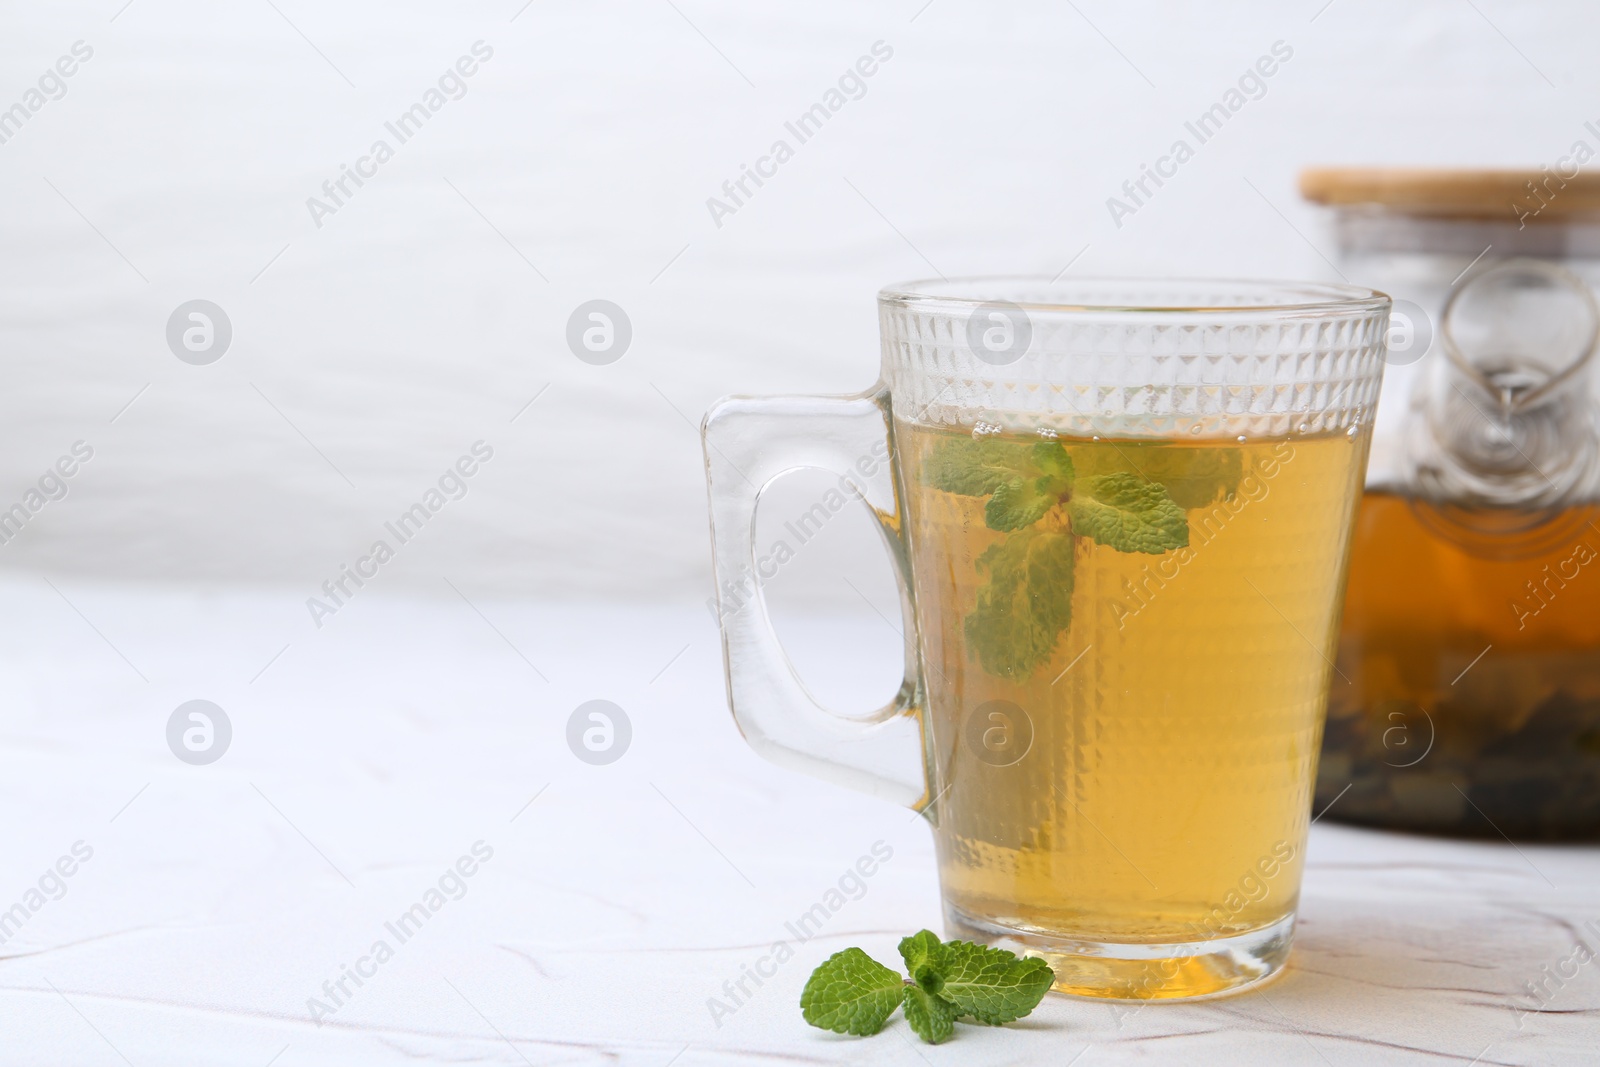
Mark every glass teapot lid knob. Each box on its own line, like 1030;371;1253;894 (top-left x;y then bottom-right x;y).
1413;258;1600;514
1440;258;1599;413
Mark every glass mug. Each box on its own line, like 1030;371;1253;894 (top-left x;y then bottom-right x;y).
702;278;1389;999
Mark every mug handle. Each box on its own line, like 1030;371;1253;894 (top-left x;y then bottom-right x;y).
701;387;929;808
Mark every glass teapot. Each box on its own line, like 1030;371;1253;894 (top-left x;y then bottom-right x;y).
1303;168;1600;839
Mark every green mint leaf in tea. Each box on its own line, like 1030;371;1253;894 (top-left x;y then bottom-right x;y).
901;984;957;1044
925;438;1075;531
1029;438;1077;488
917;430;1197;680
1066;473;1189;555
799;947;904;1036
965;529;1076;680
923;437;1033;496
1070;442;1244;509
935;939;1056;1025
985;476;1061;531
897;929;947;993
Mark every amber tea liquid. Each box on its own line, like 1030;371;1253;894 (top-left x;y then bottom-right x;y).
1318;492;1600;838
900;422;1370;998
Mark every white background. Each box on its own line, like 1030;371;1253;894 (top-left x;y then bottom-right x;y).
1;0;1595;608
4;5;1600;1063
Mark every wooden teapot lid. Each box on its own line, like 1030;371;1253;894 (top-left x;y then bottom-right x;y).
1299;167;1600;218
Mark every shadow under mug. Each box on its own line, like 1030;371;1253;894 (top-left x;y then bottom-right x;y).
702;277;1390;1000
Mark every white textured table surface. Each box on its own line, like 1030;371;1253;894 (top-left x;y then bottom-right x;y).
0;581;1596;1065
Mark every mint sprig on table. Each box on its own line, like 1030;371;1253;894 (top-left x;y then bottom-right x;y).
800;931;1054;1044
926;435;1242;680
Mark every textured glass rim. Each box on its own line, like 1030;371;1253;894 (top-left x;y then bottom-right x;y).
878;275;1390;317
